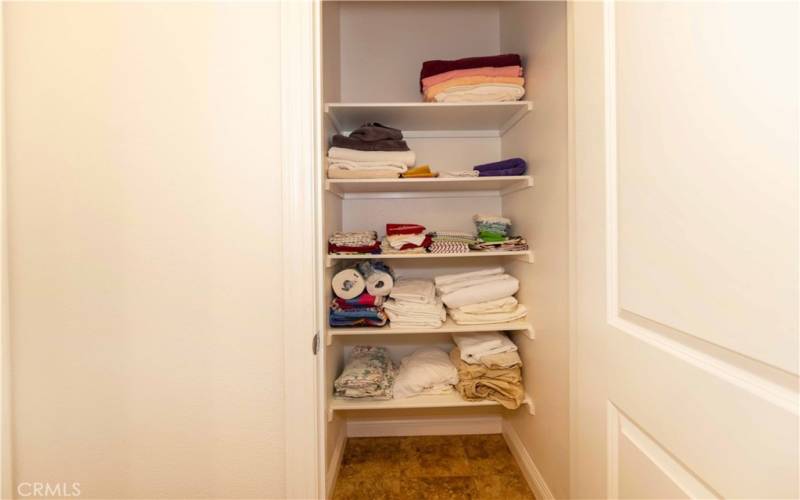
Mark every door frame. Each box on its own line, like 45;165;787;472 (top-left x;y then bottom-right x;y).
280;0;324;498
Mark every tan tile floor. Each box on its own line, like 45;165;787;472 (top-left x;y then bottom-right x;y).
333;434;536;500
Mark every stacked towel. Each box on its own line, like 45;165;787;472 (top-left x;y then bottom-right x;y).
428;231;477;254
393;347;459;399
381;223;432;254
434;267;527;324
449;334;524;409
473;157;527;177
471;214;530;252
327;123;416;179
334;346;396;399
384;278;445;328
420;54;525;103
328;231;381;254
329;296;388;327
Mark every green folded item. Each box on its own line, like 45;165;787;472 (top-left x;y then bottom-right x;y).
478;231;506;242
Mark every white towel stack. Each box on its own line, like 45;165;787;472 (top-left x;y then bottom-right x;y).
384;278;446;328
327;148;416;179
434;267;528;324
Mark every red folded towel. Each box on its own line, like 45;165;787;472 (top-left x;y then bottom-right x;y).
419;53;522;92
386;223;426;236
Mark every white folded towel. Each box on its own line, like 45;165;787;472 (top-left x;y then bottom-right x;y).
452;332;518;363
390;279;437;304
328;147;416;166
327;159;408;179
440;170;479;178
440;276;519;309
434;267;504;287
436;274;514;295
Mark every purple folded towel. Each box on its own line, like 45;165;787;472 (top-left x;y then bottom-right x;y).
473;158;527;177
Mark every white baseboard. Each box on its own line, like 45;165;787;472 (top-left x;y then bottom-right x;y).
502;419;555;500
325;428;348;500
347;415;502;437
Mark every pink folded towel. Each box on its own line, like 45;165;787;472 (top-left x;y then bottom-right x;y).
421;65;523;92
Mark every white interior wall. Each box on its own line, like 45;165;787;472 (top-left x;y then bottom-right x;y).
5;3;287;499
500;2;570;499
338;1;501;102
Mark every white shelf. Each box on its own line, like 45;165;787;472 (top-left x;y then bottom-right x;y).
326;318;534;345
325;175;533;199
326;250;534;267
325;101;533;138
328;393;535;420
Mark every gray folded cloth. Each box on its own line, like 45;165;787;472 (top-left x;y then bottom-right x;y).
331;135;409;152
350;122;403;142
330;122;410;152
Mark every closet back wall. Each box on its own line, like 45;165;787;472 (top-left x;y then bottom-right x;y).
5;3;286;498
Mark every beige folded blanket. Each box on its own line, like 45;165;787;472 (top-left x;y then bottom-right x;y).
433;84;525;103
450;347;524;409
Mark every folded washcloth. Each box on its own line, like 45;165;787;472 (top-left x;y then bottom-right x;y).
452;332;518;364
473;158;527;177
349;122;404;142
473;214;512;225
428;241;470;254
390;278;437;304
402;165;438;178
328;147;416;166
331;123;409;152
422;65;523;92
380;239;428;254
440;170;480;178
420;53;523;92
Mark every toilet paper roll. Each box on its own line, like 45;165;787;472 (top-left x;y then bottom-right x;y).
358;261;395;297
331;268;366;300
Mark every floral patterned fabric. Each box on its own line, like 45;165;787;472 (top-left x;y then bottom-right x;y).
334;346;396;400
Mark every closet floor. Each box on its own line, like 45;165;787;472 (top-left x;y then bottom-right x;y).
333;434;535;500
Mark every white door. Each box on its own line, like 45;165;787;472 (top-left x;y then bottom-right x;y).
572;2;799;498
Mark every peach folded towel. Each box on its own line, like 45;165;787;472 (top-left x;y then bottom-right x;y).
421;65;523;91
424;76;525;102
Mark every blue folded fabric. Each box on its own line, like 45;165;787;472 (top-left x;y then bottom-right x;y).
329;303;388;327
473;157;527;177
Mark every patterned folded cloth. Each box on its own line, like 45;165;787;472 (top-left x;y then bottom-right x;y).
333;292;385;310
334;346;396;399
471;236;529;252
430;231;478;244
380;239;428;254
429;241;470;254
329;231;378;247
329;301;388;327
328;241;381;255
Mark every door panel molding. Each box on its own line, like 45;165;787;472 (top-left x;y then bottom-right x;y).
602;0;798;416
607;403;719;500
